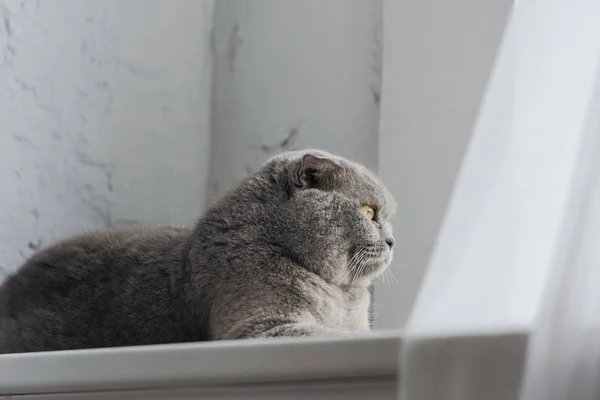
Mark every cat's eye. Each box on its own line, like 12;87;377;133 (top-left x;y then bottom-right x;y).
361;205;375;220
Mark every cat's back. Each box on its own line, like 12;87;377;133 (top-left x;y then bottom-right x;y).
0;226;194;353
3;226;191;286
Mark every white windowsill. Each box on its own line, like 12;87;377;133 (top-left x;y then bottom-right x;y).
0;331;401;397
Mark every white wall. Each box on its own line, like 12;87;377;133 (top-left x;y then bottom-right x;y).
376;0;513;329
209;0;382;199
0;0;214;276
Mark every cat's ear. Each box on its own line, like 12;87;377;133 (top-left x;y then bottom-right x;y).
290;154;339;190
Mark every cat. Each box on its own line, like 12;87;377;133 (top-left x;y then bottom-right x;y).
0;150;396;353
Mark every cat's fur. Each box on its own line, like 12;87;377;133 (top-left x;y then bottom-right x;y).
0;150;395;353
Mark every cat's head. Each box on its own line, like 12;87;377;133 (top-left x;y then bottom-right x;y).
261;150;396;287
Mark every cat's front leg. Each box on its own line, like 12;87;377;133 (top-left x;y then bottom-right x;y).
255;322;349;338
218;317;352;340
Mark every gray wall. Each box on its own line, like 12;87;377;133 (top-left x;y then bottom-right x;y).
209;0;382;199
0;0;214;275
375;0;513;328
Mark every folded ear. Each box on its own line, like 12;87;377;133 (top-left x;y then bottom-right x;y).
290;154;339;190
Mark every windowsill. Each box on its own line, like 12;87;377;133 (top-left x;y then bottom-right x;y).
0;330;401;396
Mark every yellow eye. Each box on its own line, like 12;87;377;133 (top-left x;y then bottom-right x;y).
361;205;375;220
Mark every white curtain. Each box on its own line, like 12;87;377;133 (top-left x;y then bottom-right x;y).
397;0;600;399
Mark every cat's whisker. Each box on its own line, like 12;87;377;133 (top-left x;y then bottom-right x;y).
388;262;404;280
381;268;389;287
387;271;395;287
348;253;365;286
346;248;365;271
344;247;366;281
346;255;365;285
356;259;368;287
351;254;370;287
387;265;399;284
378;263;388;287
343;255;359;281
345;250;360;272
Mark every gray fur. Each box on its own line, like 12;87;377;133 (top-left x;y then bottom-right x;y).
0;150;396;353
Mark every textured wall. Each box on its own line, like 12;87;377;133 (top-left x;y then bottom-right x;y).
0;0;214;276
209;0;382;200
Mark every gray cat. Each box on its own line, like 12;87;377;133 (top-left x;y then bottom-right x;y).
0;150;395;353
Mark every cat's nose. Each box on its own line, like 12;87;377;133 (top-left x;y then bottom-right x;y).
385;237;395;250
